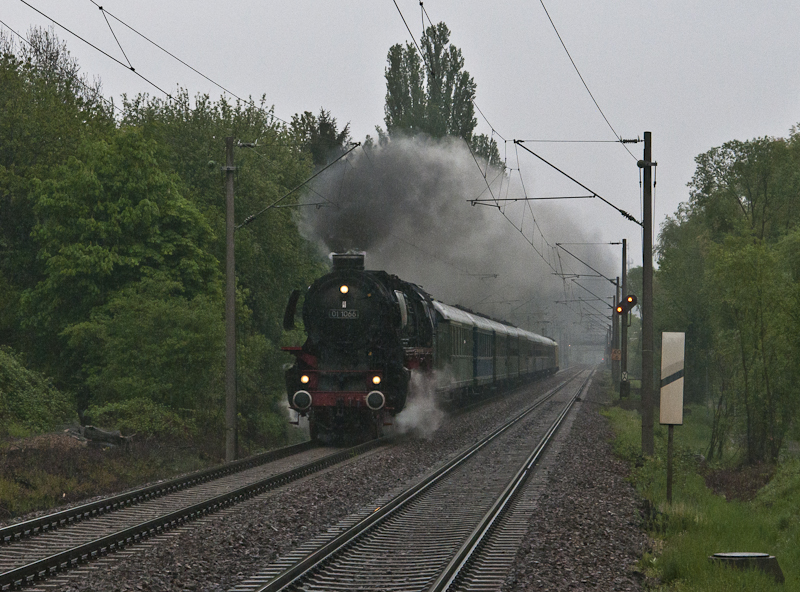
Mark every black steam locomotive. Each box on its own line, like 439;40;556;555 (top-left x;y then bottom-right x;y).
283;253;558;440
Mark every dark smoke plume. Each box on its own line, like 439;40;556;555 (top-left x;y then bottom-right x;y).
301;134;615;339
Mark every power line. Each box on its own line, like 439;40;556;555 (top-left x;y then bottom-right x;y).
388;1;623;330
237;143;360;229
514;140;641;226
17;0;178;102
0;20;123;114
85;0;290;126
392;0;428;72
516;138;622;143
537;0;637;161
95;2;133;70
555;243;615;285
470;195;594;205
570;279;612;309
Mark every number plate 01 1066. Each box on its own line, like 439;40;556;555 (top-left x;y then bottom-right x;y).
329;309;359;319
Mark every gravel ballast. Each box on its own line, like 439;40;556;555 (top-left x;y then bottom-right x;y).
29;370;648;591
502;377;648;591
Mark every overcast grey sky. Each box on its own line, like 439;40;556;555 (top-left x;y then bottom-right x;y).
4;0;800;337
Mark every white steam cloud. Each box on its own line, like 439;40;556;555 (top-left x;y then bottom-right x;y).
392;370;446;438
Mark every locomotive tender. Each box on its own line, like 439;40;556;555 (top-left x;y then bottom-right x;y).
283;253;558;439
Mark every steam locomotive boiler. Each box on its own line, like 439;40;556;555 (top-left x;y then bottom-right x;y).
283;253;434;439
283;253;559;441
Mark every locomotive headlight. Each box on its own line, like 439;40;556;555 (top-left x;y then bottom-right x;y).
372;375;381;385
340;285;349;294
300;375;310;384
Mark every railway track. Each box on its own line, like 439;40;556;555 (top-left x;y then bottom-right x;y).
0;438;387;590
231;369;593;592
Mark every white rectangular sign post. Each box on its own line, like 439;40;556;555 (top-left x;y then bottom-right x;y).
660;332;685;503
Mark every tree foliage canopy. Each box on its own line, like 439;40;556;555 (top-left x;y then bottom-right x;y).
656;134;800;463
383;22;502;167
291;108;351;166
0;29;326;450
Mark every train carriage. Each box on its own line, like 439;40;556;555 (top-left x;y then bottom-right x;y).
283;253;559;440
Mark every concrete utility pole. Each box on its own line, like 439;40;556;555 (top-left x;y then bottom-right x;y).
620;238;629;399
640;132;655;456
224;137;237;463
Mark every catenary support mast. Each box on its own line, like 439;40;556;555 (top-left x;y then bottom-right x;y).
640;132;655;456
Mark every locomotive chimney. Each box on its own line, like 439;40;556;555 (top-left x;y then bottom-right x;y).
331;252;365;271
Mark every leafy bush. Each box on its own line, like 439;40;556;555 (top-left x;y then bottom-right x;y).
64;277;224;412
85;397;195;439
0;346;76;436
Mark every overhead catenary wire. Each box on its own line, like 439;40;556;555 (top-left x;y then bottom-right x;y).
237;142;360;229
95;1;133;70
392;1;622;331
555;243;615;285
570;279;612;309
0;19;123;114
537;0;637;161
17;0;179;102
516;139;622;143
390;1;565;281
85;0;290;126
514;140;641;226
400;0;620;338
392;0;428;73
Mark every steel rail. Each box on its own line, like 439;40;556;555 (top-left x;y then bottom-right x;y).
0;438;385;590
1;369;571;547
251;372;585;592
1;440;316;545
429;370;593;591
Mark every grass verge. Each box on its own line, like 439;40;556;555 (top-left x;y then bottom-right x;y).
602;403;799;591
0;436;213;519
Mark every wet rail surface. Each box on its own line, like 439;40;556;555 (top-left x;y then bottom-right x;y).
231;369;592;592
0;367;586;590
0;439;387;590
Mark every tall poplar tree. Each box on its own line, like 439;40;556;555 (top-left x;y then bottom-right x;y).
383;22;502;167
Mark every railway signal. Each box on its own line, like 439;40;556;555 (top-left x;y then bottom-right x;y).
615;294;638;315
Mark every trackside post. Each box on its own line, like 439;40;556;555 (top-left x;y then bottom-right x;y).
660;332;685;503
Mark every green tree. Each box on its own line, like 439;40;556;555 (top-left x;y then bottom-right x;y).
704;237;795;463
654;214;714;405
1;30;327;449
383;22;502;167
0;346;76;436
20;127;220;408
687;137;794;241
121;91;325;344
0;29;113;349
63;277;223;413
291;108;351;166
23;127;219;329
121;92;328;449
656;131;800;463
